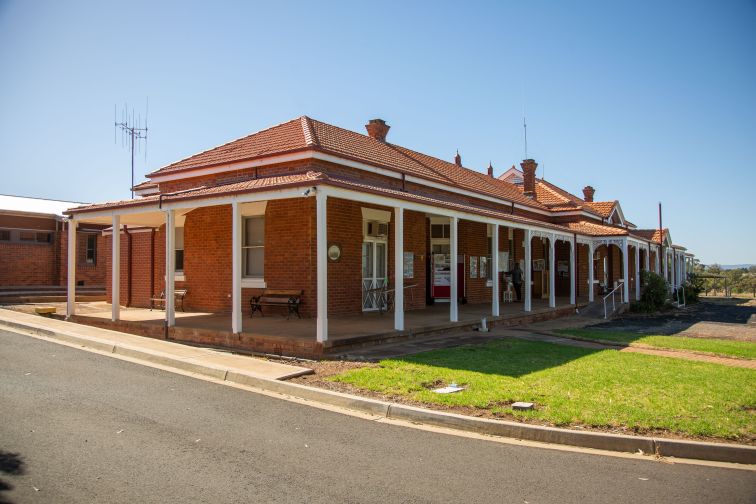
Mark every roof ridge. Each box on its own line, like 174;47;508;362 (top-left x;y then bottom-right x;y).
300;116;319;147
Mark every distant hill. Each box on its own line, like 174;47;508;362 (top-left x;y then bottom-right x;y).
717;264;755;270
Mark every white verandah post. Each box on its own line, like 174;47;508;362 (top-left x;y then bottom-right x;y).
622;238;630;303
111;214;121;322
569;239;575;306
316;191;328;342
449;216;459;322
634;244;641;301
231;202;242;334
66;218;77;318
548;236;556;308
524;229;532;312
588;242;595;303
394;206;404;331
491;224;500;317
165;209;176;327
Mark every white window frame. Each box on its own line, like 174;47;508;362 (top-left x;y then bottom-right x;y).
174;227;185;281
241;202;267;288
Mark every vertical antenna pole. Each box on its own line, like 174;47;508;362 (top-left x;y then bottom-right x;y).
523;116;528;159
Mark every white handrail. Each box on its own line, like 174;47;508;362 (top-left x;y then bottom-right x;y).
603;281;625;319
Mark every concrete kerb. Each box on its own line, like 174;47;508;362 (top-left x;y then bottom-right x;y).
0;315;754;465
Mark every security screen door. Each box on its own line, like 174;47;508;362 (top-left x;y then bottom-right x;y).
362;239;387;311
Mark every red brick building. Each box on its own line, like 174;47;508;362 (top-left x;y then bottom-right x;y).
64;117;695;347
0;195;106;291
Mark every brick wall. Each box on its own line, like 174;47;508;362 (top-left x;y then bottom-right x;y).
458;220;490;304
0;241;57;285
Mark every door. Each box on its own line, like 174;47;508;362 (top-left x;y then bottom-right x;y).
362;239;387;311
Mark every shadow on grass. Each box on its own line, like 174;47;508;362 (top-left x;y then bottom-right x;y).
390;338;604;378
0;451;24;504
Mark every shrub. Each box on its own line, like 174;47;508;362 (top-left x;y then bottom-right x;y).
678;274;704;304
632;271;668;312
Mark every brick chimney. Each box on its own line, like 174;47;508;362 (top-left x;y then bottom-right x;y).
582;185;595;202
365;119;390;142
454;150;462;166
487;162;494;178
520;159;537;198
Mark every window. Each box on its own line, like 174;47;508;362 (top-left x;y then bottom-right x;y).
243;216;264;278
0;230;9;241
175;227;184;273
431;224;450;239
86;234;97;264
36;232;51;243
19;231;35;242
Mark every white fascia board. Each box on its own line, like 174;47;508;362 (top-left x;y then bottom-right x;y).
135;187;160;197
321;186;580;238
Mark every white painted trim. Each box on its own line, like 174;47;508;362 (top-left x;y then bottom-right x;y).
588;242;595;302
548;239;556;308
316;192;328;342
165;210;176;327
66;219;77;318
622;238;630;302
232;202;242;334
634;245;641;301
491;224;500;317
569;239;575;305
449;216;458;322
112;215;120;322
241;278;266;289
361;207;392;223
394;207;404;331
524;229;532;312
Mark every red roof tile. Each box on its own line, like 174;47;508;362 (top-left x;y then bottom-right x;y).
148;116;548;211
562;221;628;237
584;201;616;217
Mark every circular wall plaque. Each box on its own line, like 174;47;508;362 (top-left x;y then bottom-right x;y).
327;244;342;262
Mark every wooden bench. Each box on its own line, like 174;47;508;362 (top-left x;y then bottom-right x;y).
150;289;188;312
250;289;303;319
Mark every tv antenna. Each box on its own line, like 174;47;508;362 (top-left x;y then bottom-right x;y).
114;100;148;198
523;115;528;159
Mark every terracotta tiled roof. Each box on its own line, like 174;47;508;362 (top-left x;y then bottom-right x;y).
562;220;628;237
132;180;157;190
632;229;668;243
583;201;616;217
148;116;548;211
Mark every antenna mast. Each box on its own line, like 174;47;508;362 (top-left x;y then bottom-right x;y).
523;115;528;159
114;100;148;198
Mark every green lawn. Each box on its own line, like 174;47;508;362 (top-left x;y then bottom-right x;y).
556;328;756;360
330;339;756;441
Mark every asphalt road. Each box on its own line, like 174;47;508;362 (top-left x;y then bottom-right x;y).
1;329;754;504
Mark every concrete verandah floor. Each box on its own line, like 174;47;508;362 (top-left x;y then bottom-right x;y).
52;297;586;342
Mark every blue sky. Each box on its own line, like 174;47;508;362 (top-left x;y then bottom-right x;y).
1;1;753;264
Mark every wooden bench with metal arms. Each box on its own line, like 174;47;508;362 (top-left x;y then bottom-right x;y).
250;289;303;319
150;289;188;312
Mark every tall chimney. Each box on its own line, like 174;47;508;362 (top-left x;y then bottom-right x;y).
454;150;462;166
365;119;390;142
582;185;595;202
487;162;494;178
520;159;537;198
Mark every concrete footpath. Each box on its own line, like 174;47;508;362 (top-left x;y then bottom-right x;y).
0;308;312;381
1;308;754;466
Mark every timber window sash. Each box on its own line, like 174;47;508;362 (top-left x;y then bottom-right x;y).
174;227;185;273
85;234;97;264
242;216;264;279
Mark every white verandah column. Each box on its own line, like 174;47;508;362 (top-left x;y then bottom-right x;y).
524;229;532;312
587;242;595;303
569;239;575;306
449;216;459;322
111;215;121;321
316;191;328;343
231;202;242;334
548;236;556;308
645;246;650;272
66;218;77;318
622;238;630;303
165;209;176;327
634;244;641;301
394;207;404;331
491;224;500;317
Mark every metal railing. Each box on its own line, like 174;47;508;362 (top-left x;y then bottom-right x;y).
675;285;686;308
603;281;625;319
